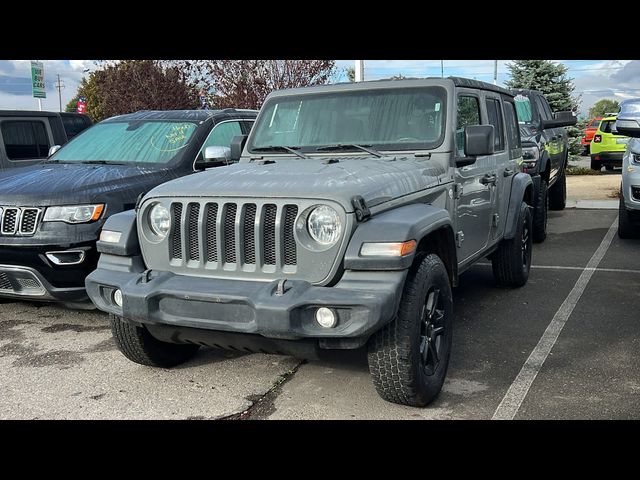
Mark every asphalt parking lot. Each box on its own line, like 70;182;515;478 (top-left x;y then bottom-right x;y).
0;207;638;420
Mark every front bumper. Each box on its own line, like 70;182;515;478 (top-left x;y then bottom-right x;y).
86;255;407;349
0;243;97;302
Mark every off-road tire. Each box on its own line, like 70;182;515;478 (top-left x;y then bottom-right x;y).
492;201;532;287
549;169;567;210
605;164;615;171
618;195;638;239
368;253;453;407
110;314;199;368
591;158;602;171
532;179;548;243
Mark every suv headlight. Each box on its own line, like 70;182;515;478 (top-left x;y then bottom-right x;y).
44;204;104;224
522;146;540;162
148;203;171;239
632;153;640;165
307;205;342;245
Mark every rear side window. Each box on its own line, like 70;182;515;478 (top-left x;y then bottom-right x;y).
456;96;481;157
61;115;90;140
485;98;505;151
1;120;50;160
600;120;614;133
503;100;521;149
535;95;553;121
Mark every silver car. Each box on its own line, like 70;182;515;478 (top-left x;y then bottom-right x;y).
616;98;640;238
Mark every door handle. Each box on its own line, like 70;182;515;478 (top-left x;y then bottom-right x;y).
480;173;497;185
504;168;516;177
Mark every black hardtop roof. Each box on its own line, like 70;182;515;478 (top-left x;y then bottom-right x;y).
268;76;514;98
102;108;258;123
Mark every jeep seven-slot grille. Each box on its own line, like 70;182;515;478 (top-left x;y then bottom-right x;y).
0;207;42;236
169;201;298;270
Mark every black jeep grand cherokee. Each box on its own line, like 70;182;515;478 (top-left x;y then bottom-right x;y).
0;108;256;307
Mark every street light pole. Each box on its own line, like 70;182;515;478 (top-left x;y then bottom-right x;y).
355;60;364;82
441;60;444;78
54;74;65;112
494;60;498;85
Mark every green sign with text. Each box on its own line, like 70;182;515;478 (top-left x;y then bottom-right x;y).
31;61;46;99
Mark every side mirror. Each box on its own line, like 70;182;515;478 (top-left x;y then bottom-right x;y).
615;99;640;138
541;111;577;129
230;134;248;161
464;124;495;157
48;145;61;157
204;145;231;163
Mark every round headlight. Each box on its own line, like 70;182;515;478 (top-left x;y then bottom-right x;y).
148;203;171;238
307;205;342;246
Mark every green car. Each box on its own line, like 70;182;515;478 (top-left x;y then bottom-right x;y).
590;115;629;171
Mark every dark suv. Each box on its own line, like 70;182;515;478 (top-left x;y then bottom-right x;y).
512;89;576;242
0;111;91;170
0;108;256;307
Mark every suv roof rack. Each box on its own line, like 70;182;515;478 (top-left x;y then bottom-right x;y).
604;112;619;117
219;108;259;113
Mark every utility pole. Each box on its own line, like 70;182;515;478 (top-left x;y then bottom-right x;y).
494;60;498;85
441;60;444;78
54;74;65;112
355;60;364;82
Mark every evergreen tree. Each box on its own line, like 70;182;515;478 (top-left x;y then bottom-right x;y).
506;60;582;155
505;60;579;112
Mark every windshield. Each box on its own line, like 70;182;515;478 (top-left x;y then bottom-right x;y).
50;120;199;164
247;86;447;154
589;119;601;128
514;94;534;124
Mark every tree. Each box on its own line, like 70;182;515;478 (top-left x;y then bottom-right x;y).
506;60;583;155
65;95;79;112
70;60;199;122
170;60;336;109
505;60;580;112
588;99;620;118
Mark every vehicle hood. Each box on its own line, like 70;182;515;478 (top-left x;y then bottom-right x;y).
0;163;179;207
146;155;448;212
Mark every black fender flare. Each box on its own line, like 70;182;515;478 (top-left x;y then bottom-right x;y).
504;173;534;240
538;150;551;181
343;203;456;273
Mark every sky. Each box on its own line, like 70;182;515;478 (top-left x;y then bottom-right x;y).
2;60;640;117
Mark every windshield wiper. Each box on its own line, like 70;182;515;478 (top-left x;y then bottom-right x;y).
80;160;127;165
315;144;383;158
252;145;309;159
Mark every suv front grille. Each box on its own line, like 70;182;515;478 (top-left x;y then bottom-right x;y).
169;201;298;271
0;207;43;236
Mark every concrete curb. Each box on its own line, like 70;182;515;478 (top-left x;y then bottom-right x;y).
565;199;618;210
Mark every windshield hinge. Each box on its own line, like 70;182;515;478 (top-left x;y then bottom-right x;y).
352;195;371;222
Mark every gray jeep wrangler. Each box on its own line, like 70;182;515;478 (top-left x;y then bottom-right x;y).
86;77;533;407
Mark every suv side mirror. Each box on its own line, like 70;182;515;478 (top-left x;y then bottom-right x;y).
200;146;231;169
48;145;61;157
615;99;640;138
464;125;495;157
230;134;248;161
541;111;577;129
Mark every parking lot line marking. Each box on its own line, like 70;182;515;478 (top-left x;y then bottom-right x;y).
476;264;640;274
491;217;619;420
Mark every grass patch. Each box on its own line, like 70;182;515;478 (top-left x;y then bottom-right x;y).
566;166;601;176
